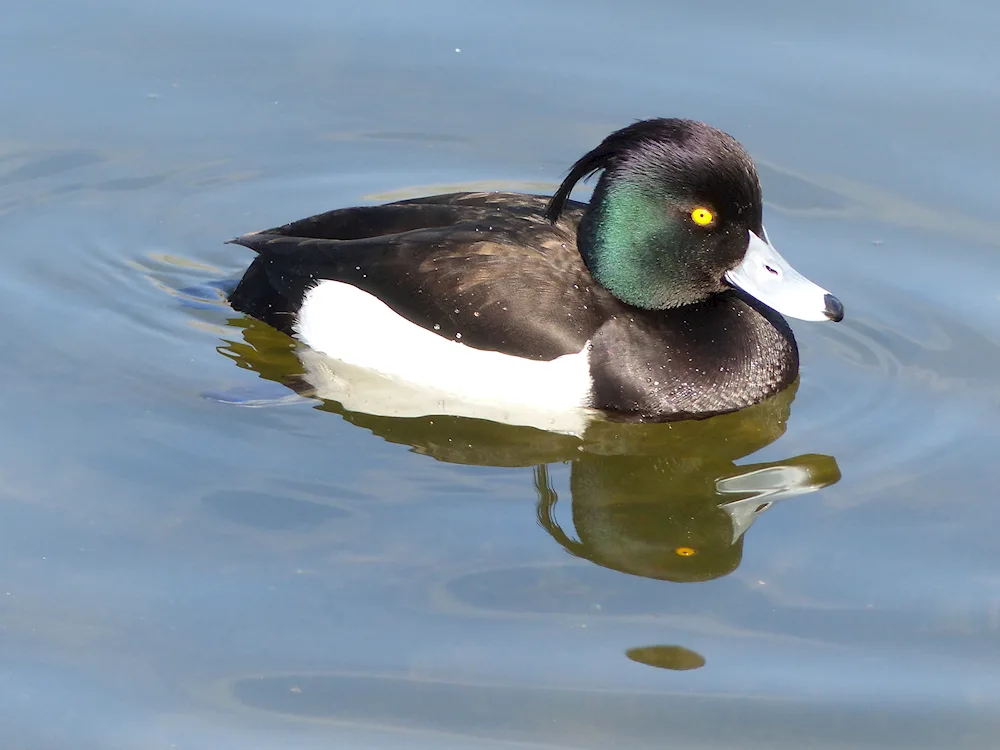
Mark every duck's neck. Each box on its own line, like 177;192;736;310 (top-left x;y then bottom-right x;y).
578;181;690;310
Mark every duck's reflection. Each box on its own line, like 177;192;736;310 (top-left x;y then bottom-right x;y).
219;316;841;586
218;317;840;671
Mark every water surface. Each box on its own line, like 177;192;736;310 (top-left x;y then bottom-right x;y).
2;1;1000;747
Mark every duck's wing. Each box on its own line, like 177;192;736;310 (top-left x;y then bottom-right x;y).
227;208;604;361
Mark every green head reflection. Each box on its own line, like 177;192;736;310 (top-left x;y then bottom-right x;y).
534;391;841;582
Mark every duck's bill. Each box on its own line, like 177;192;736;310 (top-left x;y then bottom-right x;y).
724;230;844;322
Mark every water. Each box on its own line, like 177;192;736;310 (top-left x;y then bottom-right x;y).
3;0;1000;747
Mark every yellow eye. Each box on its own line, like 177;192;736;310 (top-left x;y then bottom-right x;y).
690;207;714;226
675;546;697;557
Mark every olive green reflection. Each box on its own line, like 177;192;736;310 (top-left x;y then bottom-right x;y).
626;645;706;671
535;435;840;583
219;316;841;584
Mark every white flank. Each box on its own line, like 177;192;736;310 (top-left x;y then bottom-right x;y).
294;280;597;434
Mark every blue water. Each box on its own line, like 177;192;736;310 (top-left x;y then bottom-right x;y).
2;1;1000;747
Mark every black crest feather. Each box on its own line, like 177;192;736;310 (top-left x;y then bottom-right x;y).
544;142;614;222
544;119;701;222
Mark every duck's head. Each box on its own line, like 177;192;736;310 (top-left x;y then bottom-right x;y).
546;118;843;322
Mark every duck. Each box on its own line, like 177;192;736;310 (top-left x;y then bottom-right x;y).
226;118;843;423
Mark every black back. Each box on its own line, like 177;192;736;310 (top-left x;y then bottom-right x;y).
229;192;606;360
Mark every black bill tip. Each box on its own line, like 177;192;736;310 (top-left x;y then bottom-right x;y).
823;293;845;322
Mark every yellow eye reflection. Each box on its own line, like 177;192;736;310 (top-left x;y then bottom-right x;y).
690;207;715;226
675;546;697;557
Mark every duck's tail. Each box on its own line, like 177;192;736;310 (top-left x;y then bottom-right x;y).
226;247;299;335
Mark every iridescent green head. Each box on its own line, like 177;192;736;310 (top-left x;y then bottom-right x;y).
547;119;766;310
